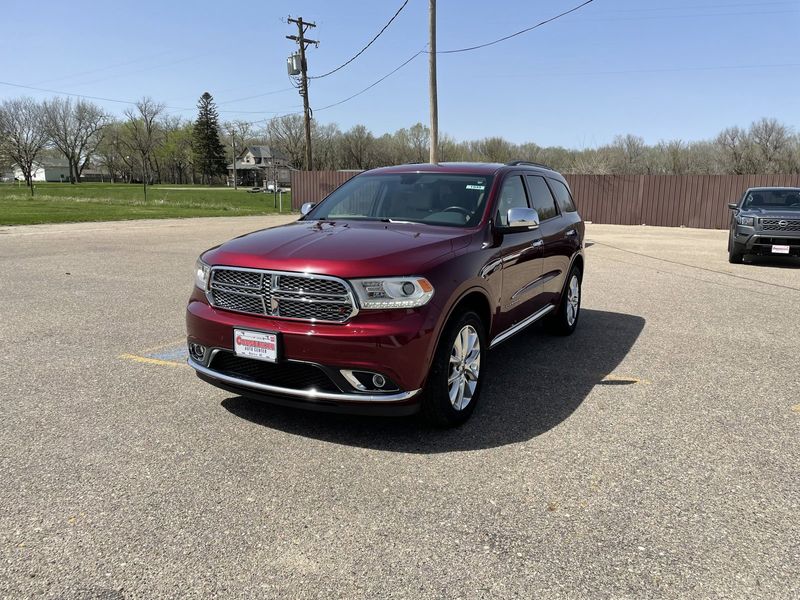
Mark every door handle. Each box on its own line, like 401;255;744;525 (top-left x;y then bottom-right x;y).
565;229;577;237
531;239;544;248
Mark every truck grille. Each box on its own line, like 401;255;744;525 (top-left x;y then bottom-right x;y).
760;218;800;231
208;267;357;323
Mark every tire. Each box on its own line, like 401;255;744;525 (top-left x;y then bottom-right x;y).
547;265;582;336
728;231;744;263
420;311;486;428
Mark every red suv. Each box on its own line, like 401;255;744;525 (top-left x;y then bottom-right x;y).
186;162;584;426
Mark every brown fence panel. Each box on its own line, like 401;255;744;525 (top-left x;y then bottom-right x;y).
565;174;800;229
292;171;800;229
290;170;361;209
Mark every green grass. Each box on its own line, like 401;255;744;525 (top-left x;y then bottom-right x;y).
0;182;293;225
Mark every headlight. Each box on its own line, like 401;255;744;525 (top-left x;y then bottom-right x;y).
350;277;434;309
736;215;755;226
194;259;210;291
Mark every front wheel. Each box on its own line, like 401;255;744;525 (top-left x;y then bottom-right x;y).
728;231;745;263
421;311;486;427
547;265;582;336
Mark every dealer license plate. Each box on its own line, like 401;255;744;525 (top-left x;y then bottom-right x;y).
234;329;278;363
771;245;790;254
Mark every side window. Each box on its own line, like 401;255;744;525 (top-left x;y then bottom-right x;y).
526;175;559;221
495;175;529;226
547;178;576;213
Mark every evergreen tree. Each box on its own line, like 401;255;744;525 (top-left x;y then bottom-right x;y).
192;92;227;184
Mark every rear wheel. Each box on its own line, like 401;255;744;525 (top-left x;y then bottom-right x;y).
421;311;486;427
547;265;582;336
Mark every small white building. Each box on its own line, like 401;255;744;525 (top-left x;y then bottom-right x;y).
13;160;71;182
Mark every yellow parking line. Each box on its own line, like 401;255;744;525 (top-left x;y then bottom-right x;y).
792;404;800;414
600;374;650;385
118;353;188;368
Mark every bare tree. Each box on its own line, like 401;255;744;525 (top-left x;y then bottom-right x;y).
311;122;342;170
475;137;515;163
268;114;306;169
715;126;750;174
749;118;793;173
341;124;375;170
407;122;430;163
0;97;49;196
123;97;165;200
610;134;646;174
42;97;107;183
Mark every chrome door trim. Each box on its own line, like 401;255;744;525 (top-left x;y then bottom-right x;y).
489;304;556;348
510;270;561;301
189;357;421;403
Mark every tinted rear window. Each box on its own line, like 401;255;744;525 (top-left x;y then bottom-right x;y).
526;175;559;221
548;178;577;213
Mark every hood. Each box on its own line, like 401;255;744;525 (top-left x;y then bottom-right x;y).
741;208;800;220
203;220;473;278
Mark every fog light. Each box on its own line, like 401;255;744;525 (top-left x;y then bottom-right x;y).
189;343;206;361
372;374;386;389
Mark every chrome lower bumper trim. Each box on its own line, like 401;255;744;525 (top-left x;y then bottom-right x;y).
188;357;421;403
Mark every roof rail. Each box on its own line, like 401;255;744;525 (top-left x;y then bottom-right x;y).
505;160;553;170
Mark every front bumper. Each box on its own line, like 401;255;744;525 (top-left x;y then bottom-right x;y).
734;226;800;256
186;296;440;410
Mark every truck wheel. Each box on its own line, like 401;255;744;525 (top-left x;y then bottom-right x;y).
728;241;744;264
547;265;582;336
421;311;486;427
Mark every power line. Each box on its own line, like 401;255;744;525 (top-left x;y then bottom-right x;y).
315;50;424;111
432;0;595;54
0;79;301;116
309;0;411;79
0;80;141;106
217;87;296;106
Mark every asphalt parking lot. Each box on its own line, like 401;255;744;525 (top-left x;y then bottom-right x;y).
1;217;798;599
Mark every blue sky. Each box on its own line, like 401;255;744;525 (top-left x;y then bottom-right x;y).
1;0;798;147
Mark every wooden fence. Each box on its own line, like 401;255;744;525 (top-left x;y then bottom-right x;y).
291;171;800;230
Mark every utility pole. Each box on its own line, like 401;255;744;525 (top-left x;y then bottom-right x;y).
287;16;318;171
429;0;439;164
230;131;237;190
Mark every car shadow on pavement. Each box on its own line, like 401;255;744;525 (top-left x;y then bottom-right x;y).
220;309;645;452
744;255;800;268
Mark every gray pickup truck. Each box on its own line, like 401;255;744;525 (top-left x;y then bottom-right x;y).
727;187;800;263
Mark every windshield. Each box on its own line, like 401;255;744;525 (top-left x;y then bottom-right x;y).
742;189;800;211
307;173;494;227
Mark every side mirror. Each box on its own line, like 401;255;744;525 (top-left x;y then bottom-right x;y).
727;203;738;210
505;207;540;230
300;202;316;216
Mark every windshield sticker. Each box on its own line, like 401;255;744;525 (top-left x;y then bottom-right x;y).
466;184;485;190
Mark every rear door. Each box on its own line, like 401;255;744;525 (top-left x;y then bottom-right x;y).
525;175;571;305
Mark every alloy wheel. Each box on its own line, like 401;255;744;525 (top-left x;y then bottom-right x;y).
448;325;481;411
566;275;580;326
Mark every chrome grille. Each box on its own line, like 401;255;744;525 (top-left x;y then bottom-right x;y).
761;218;800;231
208;267;356;323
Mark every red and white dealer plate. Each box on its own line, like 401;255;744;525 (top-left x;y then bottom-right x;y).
233;329;278;363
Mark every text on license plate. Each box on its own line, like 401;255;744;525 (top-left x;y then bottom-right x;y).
771;245;790;254
234;329;278;362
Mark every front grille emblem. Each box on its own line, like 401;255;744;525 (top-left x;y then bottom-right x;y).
778;220;788;228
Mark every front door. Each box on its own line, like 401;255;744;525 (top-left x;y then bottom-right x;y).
495;174;547;332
